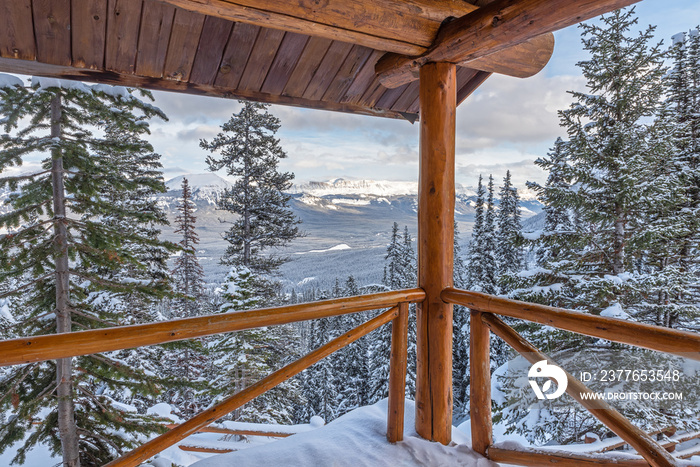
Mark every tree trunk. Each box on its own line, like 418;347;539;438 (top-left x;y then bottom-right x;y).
243;129;251;267
612;205;625;275
51;94;80;467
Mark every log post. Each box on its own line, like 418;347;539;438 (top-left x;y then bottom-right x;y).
470;310;492;456
416;61;456;444
387;301;409;443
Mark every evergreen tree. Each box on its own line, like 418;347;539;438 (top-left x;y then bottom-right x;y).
467;175;497;294
172;177;205;317
162;178;209;417
452;221;470;418
499;10;700;443
0;77;173;465
202;101;302;282
213;267;300;424
466;175;485;288
482;175;498;294
383;222;403;290
495;170;523;283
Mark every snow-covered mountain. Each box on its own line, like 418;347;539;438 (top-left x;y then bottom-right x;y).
163;173;232;206
0;173;543;286
288;178;482;198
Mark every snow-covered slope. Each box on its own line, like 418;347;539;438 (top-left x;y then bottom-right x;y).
190;399;495;467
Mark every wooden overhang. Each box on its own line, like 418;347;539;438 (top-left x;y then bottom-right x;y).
0;0;638;121
0;0;560;122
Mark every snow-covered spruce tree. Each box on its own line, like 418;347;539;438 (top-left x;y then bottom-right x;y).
648;28;700;330
202;101;302;423
0;77;174;465
370;223;417;402
499;10;700;444
482;175;498;294
213;266;300;424
495;170;523;290
466;175;485;289
467;175;497;295
172;177;205;317
452;220;470;419
162;177;208;417
202;100;302;288
383;222;403;289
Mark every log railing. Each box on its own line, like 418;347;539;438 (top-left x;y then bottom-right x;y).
442;287;700;467
0;288;424;466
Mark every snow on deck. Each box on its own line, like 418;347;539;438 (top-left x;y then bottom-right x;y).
189;400;498;467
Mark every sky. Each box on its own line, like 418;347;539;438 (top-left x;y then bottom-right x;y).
7;0;700;191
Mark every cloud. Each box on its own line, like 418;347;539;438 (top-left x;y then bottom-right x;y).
172;124;221;142
457;158;547;191
456;73;584;151
151;91;242;124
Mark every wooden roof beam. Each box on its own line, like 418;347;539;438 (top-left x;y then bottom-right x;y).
376;0;640;89
0;57;415;121
159;0;553;81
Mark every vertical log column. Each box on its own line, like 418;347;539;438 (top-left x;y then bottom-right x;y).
416;62;456;444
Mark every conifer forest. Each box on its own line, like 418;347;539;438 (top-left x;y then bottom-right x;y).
0;7;699;466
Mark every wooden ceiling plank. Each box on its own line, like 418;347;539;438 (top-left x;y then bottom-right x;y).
158;0;482;56
238;27;286;93
322;45;373;103
0;56;416;121
163;8;205;81
135;1;176;78
390;81;419;112
282;36;332;97
0;0;36;61
341;49;383;105
71;0;107;69
159;0;554;80
31;0;72;66
189;15;234;85
214;21;260;89
359;77;388;109
376;0;640;87
457;70;492;105
375;83;410;109
260;32;309;95
406;95;420;115
105;0;144;74
302;41;353;101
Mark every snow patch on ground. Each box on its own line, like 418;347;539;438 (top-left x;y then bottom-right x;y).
296;244;352;254
191;400;497;467
331;198;371;206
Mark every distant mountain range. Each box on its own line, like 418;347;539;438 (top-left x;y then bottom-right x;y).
0;173;543;289
158;174;544;289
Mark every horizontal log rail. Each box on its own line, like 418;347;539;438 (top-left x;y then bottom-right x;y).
481;313;677;467
442;287;700;360
488;446;649;466
593;428;700;453
163;423;294;438
107;306;401;466
0;288;424;367
177;445;236;454
449;286;697;467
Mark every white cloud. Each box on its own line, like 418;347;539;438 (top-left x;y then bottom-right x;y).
457;158;547;191
456;73;583;152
